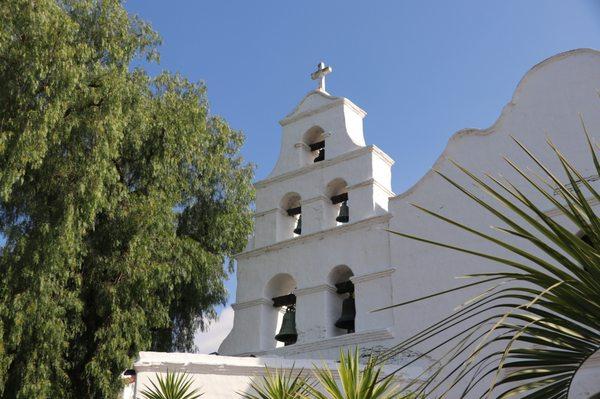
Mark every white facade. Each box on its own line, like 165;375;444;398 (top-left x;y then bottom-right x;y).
217;49;600;395
129;351;420;399
219;76;399;358
132;49;600;398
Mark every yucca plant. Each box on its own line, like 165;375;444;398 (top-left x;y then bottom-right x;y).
239;366;310;399
307;348;408;399
379;123;600;398
139;371;203;399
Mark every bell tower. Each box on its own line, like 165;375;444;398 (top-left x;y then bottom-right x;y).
219;63;397;357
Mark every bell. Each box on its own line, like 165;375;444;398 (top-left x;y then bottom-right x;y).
293;214;302;235
336;200;349;223
275;306;298;345
335;296;355;332
314;148;325;162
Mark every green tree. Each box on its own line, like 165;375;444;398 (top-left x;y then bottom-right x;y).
0;1;254;398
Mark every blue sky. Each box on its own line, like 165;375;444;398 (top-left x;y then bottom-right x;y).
126;1;599;351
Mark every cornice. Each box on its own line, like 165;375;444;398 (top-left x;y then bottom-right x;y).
231;298;271;310
294;284;337;296
236;213;391;260
234;285;336;309
347;178;395;197
294;142;310;150
279;91;367;126
252;182;393;218
246;328;394;357
134;353;342;378
255;145;394;189
301;195;330;206
253;208;278;218
351;268;396;285
133;349;409;382
389;49;600;204
371;145;395;167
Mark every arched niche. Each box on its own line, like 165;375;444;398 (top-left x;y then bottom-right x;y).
264;273;297;299
326;265;355;337
263;273;297;349
328;264;354;285
278;192;302;240
302;126;326;164
325;178;349;227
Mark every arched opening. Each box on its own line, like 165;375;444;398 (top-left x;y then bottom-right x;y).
264;273;298;348
303;126;325;163
327;265;355;337
326;178;350;227
279;193;302;239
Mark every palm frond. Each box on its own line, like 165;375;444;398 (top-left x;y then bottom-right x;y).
238;365;310;399
139;370;203;399
308;348;414;399
379;127;600;398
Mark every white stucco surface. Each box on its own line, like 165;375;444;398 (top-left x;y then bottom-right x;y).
131;351;419;399
134;49;600;398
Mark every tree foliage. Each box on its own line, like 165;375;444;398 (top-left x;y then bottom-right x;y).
0;1;254;397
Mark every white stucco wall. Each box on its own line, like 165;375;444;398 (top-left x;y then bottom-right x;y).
220;85;401;358
135;49;600;398
131;352;419;399
217;49;600;397
388;49;600;342
378;47;600;398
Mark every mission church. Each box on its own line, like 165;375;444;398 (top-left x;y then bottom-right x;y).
128;49;600;398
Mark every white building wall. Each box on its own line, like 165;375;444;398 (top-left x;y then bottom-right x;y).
388;48;600;344
129;352;419;399
214;49;600;397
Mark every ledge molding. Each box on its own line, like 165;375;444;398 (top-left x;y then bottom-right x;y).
256;145;394;189
236;214;391;260
232;298;271;310
246;328;394;357
351;268;396;285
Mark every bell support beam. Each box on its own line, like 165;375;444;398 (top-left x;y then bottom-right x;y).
272;293;296;308
330;192;348;204
334;280;354;294
309;140;325;152
286;207;301;216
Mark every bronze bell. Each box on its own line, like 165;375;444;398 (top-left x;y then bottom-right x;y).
314;148;325;162
335;295;355;332
336;200;349;223
293;214;302;235
275;306;298;345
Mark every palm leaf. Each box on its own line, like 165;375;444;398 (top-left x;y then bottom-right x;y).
378;126;600;398
139;370;203;399
238;365;310;399
307;348;414;399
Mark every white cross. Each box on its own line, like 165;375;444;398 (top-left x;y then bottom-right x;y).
311;62;332;92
